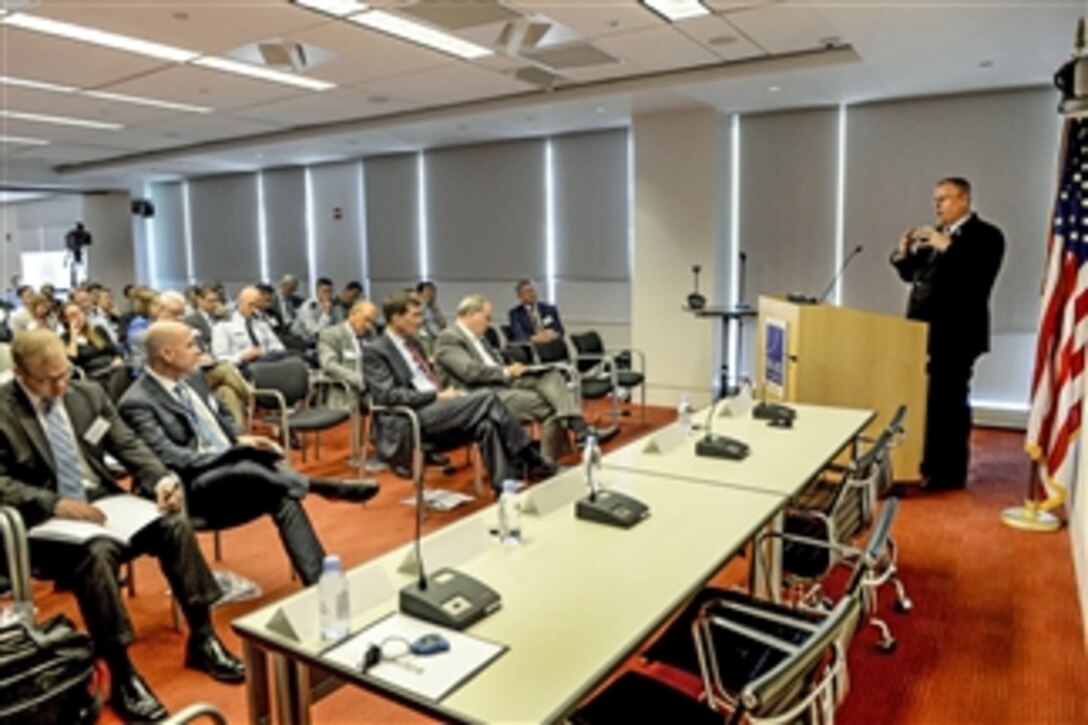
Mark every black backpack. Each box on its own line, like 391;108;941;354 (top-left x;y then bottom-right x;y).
0;507;101;724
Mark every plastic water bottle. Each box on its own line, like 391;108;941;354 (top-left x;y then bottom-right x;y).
582;435;602;497
678;394;694;437
498;479;522;546
318;555;349;642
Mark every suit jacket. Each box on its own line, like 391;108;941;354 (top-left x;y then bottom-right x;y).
293;298;343;341
0;380;168;526
892;213;1005;360
362;333;439;466
433;324;508;390
184;310;216;352
118;372;241;481
318;323;364;409
507;301;564;342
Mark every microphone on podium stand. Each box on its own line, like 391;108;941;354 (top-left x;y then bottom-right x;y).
817;244;864;303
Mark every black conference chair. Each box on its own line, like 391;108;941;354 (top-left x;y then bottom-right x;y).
248;357;351;463
570;330;647;424
533;337;619;436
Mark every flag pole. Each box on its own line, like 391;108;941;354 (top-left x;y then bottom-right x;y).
1002;461;1061;532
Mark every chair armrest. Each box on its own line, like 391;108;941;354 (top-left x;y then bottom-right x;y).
368;400;424;484
0;505;32;604
161;703;229;725
248;387;289;436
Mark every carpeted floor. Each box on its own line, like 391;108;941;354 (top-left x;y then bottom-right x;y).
18;404;1088;723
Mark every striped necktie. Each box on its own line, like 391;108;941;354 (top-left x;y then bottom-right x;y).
173;384;230;453
41;398;87;501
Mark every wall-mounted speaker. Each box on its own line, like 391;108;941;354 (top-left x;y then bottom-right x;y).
131;199;155;218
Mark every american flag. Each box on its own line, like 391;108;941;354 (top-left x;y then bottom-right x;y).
1026;117;1088;508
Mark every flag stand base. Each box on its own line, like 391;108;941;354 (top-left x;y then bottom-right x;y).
1001;502;1062;533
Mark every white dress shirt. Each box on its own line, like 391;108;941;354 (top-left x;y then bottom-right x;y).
386;330;437;393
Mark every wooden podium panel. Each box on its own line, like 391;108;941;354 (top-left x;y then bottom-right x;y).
756;295;927;481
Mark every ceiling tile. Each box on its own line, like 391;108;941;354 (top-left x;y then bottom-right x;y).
0;85;181;126
99;65;302;112
234;90;422;127
672;14;767;61
593;25;719;73
131;113;289;145
505;0;662;41
724;5;844;55
361;63;533;107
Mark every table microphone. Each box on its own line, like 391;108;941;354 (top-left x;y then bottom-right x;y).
695;389;750;460
399;451;501;630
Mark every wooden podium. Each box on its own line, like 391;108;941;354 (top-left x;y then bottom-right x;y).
756;295;926;482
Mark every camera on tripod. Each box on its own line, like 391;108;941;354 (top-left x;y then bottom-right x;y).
65;223;92;265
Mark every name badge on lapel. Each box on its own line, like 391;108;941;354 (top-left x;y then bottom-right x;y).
83;416;110;446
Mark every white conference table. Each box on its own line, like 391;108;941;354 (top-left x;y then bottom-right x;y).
606;402;876;499
233;468;782;724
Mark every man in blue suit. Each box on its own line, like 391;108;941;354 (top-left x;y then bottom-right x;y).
507;279;564;343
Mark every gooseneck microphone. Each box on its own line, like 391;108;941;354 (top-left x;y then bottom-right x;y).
818;244;864;303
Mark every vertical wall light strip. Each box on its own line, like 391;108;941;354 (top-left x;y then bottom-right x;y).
726;114;741;391
181;181;194;284
304;167;317;290
544;139;557;303
417;152;429;281
833;104;848;305
256;172;269;283
358;161;370;299
626;129;635;281
144;183;158;289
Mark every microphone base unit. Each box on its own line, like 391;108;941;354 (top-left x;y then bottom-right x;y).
752;402;797;425
786;292;818;305
575;491;650;529
399;567;501;631
695;435;751;461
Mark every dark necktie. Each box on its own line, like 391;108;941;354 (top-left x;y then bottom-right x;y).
173;384;230;453
245;316;261;348
41;398;87;502
407;342;438;385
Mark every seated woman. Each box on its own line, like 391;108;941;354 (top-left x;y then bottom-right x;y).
125;287;160;376
61;302;130;401
24;293;58;333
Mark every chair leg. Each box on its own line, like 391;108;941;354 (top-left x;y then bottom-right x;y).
214;530;223;562
472;444;484;498
123;561;136;597
172;595;182;633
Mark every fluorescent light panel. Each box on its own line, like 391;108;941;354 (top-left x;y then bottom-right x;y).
0;109;122;130
641;0;710;22
295;0;369;17
833;105;847;306
192;56;334;92
727;113;740;392
2;12;199;62
0;74;211;113
357;161;371;299
257;172;270;283
305;168;317;289
349;10;491;60
182;181;195;283
417;152;429;279
0;135;49;146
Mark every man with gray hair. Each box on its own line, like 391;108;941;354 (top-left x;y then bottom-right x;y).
435;293;592;461
211;285;288;370
278;273;303;326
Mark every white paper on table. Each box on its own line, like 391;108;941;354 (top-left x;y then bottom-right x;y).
28;494;162;546
321;612;506;702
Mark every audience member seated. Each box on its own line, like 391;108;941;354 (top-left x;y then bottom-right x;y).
119;322;377;584
318;299;378;409
363;290;556;486
416;280;447;355
436;294;593;461
507;278;564;343
212;286;289;373
293;277;342;343
22;292;58;334
90;285;122;340
60;301;129;401
277;273;304;327
0;330;245;721
8;285;35;336
255;282;287;333
184;283;224;350
335;280;364;319
125;287;160;373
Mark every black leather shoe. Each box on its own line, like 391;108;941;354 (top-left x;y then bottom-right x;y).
185;635;246;684
309;477;381;503
524;460;560;483
111;670;168;721
425;451;451;467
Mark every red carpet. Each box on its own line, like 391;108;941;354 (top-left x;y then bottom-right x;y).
19;406;1088;723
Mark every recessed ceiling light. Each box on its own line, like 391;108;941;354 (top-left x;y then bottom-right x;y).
2;12;199;63
640;0;710;23
192;56;334;91
767;85;782;93
348;10;492;60
979;59;994;69
0;109;122;130
294;0;369;17
0;134;49;146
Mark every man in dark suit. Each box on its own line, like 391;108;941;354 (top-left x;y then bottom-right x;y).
277;274;304;327
507;278;564;343
0;330;244;721
120;322;376;580
436;294;592;461
891;177;1005;490
364;291;556;487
